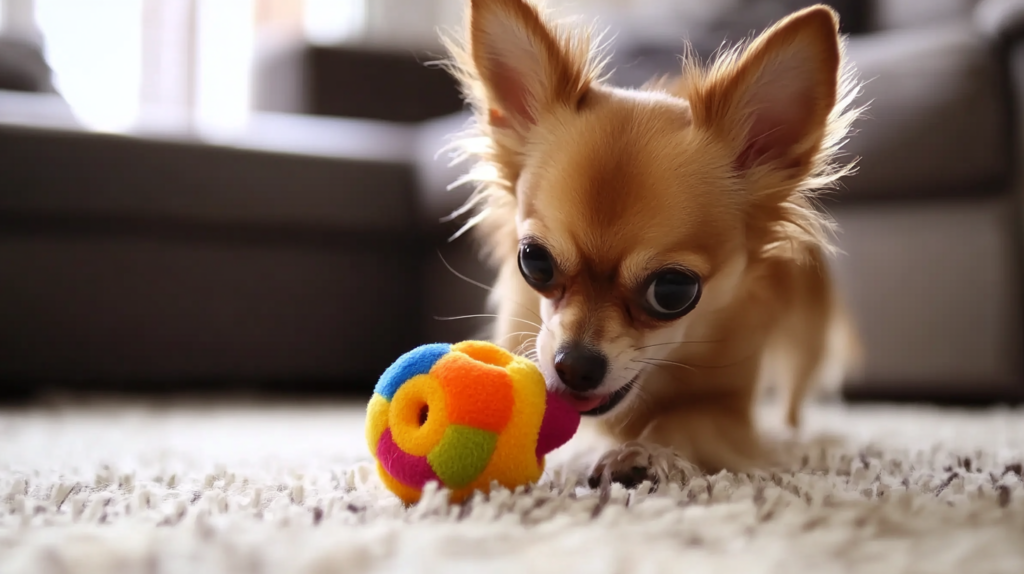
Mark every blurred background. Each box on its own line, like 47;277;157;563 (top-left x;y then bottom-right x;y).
0;0;1021;405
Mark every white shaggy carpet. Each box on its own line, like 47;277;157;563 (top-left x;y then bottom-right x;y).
1;399;1024;573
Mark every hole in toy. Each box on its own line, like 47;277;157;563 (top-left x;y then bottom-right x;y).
418;404;429;426
454;342;514;368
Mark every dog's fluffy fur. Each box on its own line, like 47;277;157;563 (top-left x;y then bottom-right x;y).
442;0;864;476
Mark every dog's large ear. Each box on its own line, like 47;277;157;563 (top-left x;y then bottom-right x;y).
687;6;842;176
466;0;592;135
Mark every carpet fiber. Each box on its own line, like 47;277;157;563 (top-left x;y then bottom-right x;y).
2;399;1023;573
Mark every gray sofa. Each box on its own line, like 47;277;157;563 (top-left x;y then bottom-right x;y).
1;0;1022;402
0;93;427;389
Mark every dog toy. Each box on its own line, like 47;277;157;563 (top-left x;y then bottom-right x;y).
366;341;580;504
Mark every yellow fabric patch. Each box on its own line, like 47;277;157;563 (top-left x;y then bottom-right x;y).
365;393;390;456
377;461;425;506
451;340;514;368
466;354;547;491
389;374;448;457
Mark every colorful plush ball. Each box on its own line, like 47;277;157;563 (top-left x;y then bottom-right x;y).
365;341;580;505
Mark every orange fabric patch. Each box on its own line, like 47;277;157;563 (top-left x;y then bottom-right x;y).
433;351;514;434
389;374;449;457
451;340;514;368
449;485;481;505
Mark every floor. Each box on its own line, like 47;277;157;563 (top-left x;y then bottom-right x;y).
1;397;1023;573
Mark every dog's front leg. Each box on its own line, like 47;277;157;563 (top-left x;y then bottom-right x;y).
590;391;766;489
639;394;767;473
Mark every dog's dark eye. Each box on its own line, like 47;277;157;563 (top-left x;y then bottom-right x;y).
644;270;701;319
518;243;556;288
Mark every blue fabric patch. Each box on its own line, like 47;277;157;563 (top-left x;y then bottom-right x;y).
374;343;451;400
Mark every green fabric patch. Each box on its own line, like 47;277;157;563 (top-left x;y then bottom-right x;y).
428;425;498;489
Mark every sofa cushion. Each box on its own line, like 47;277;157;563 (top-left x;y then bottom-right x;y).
975;0;1024;41
838;24;1010;201
831;196;1022;396
870;0;980;31
0;98;422;233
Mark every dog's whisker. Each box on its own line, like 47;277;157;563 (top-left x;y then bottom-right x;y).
433;314;543;330
436;251;545;324
500;331;537;343
436;251;493;292
686;357;758;370
633;343;762;371
631;358;698;373
513;344;536;357
517;339;541;358
519;304;545;324
615;371;650;433
513;338;538;357
494;300;545;325
633;338;726;351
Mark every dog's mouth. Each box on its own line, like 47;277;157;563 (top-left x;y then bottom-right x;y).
558;377;637;417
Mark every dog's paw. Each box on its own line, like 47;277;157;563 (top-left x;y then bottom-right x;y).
587;441;701;490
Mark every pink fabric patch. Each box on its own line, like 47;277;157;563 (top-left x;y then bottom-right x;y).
536;391;582;460
377;428;441;489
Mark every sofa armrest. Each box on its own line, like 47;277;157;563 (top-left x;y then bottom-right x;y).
0;92;435;388
976;0;1024;42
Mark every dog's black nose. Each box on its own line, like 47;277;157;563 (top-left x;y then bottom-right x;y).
554;343;608;393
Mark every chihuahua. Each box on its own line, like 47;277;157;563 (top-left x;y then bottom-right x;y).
442;0;863;479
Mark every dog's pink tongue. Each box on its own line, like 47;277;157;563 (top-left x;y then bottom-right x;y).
536;392;581;459
556;392;606;413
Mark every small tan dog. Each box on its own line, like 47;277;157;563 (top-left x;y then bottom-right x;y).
443;0;863;481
